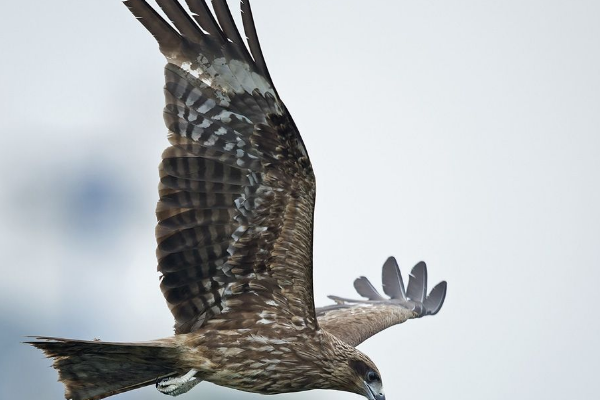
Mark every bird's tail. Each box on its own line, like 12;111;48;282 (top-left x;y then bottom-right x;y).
27;336;182;400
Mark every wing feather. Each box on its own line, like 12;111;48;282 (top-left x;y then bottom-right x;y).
406;261;427;303
381;256;407;300
124;0;181;55
186;0;227;39
240;0;274;88
423;281;447;315
211;0;251;52
125;0;315;334
156;0;205;42
317;258;447;347
354;276;386;301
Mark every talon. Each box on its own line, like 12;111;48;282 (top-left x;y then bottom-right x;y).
156;369;200;397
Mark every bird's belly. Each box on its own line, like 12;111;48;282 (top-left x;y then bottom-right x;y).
208;367;316;395
180;330;321;394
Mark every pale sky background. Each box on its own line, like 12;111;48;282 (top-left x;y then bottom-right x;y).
1;1;599;399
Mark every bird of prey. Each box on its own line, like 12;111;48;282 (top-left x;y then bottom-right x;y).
29;1;447;400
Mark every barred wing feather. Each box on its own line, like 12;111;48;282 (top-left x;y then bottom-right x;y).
125;0;316;334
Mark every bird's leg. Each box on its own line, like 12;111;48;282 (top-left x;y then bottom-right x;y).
156;369;200;396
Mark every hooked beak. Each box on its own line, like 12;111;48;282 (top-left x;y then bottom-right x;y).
364;382;385;400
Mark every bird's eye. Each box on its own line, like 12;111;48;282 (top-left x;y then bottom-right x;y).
367;371;379;382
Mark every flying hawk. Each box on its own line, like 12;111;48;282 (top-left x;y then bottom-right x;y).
29;1;447;400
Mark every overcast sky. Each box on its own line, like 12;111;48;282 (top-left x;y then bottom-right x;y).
1;1;599;399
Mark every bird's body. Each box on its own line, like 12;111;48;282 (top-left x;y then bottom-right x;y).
173;328;362;394
29;1;447;400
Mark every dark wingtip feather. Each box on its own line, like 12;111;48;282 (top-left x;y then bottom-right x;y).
354;276;385;300
156;0;204;42
381;256;407;300
424;281;447;315
24;335;66;343
406;261;428;303
240;0;273;85
212;0;248;50
186;0;226;39
124;0;182;55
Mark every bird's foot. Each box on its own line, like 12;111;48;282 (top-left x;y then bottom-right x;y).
156;369;200;396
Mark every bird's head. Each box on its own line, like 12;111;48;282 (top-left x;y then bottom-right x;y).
348;355;385;400
326;343;385;400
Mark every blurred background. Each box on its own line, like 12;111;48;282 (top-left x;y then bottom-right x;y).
2;0;599;399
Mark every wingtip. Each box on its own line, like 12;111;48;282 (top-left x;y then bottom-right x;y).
413;260;427;272
424;281;447;316
123;0;182;56
24;335;50;341
406;261;428;303
239;0;275;86
354;276;385;301
23;336;57;348
381;256;407;300
382;256;398;272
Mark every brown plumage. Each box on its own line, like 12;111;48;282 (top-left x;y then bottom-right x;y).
28;2;447;400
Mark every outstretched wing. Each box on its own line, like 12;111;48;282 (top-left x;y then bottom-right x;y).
316;257;447;347
125;0;316;334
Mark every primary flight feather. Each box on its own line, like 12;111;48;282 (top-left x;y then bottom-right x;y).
29;1;447;399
